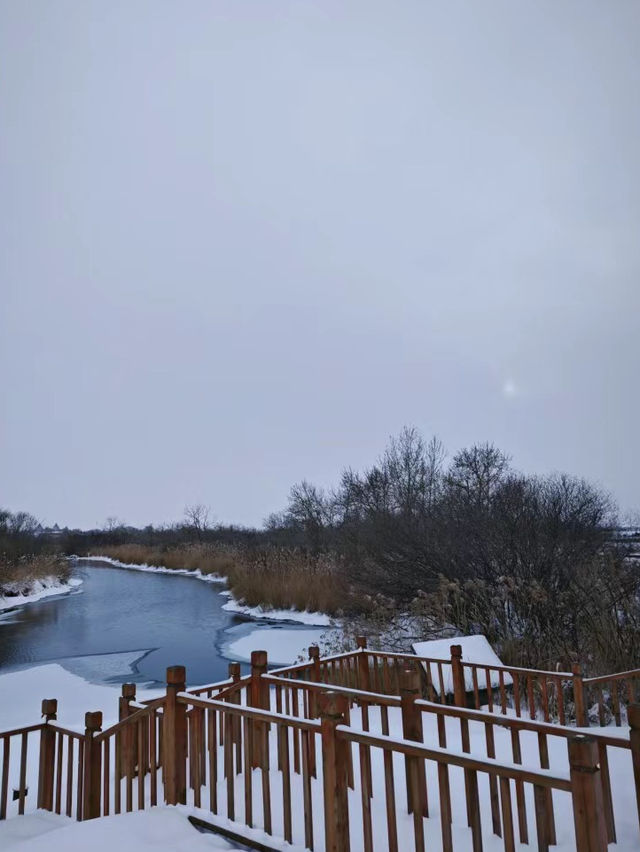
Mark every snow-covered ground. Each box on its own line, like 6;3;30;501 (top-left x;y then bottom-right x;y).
1;663;637;850
0;577;82;613
0;806;245;851
78;556;334;627
224;626;331;665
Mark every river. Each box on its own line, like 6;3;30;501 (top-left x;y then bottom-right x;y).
0;560;325;687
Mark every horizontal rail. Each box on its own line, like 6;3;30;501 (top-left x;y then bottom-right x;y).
270;648;360;675
176;692;321;732
367;649;574;679
95;702;158;742
48;724;84;740
414;699;631;749
336;725;573;791
584;668;640;685
0;723;44;738
264;674;402;706
207;676;251;703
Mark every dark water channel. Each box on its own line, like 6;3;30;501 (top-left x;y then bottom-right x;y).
0;560;301;687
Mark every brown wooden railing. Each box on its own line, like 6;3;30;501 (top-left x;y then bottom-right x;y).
1;641;639;852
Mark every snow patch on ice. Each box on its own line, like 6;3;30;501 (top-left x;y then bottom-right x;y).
221;597;333;626
225;627;331;665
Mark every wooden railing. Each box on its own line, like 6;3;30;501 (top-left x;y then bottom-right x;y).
2;642;640;852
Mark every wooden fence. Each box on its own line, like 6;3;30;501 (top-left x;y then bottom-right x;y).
2;642;640;852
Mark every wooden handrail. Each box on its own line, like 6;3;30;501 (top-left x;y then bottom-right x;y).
366;648;574;679
0;723;44;738
264;674;402;706
584;668;640;685
176;691;320;732
335;725;573;791
95;701;158;742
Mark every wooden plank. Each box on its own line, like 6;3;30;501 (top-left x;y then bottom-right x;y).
103;739;110;816
499;776;516;852
55;732;63;814
280;724;292;843
208;710;217;814
510;728;528;844
66;738;74;818
301;730;314;851
437;761;453;852
359;743;373;852
150;710;157;807
1;736;10;820
18;732;28;815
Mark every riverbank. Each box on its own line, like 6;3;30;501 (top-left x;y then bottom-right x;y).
77;554;335;627
0;575;83;613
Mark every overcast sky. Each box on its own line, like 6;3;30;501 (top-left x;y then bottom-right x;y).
1;1;639;529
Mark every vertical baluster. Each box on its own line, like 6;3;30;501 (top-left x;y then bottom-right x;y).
103;739;110;816
18;732;28;815
243;716;252;827
301;730;314;850
510;728;528;844
150;710;157;807
208;709;217;814
499;776;516;852
66;738;74;818
55;732;63;814
280;723;292;842
0;736;9;820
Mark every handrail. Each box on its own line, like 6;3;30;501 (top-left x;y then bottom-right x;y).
0;723;43;738
201;675;251;703
270;648;361;675
176;691;320;733
264;674;402;707
336;725;573;791
583;668;640;685
95;701;158;742
48;723;84;740
366;649;574;679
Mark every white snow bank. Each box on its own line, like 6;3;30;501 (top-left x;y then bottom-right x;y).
412;634;513;695
0;806;244;851
225;627;329;665
0;664;161;732
0;577;82;613
75;556;227;584
221;597;333;626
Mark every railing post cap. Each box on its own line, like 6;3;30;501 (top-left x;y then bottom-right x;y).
251;650;268;667
571;663;583;677
41;698;57;717
85;710;103;731
450;644;463;659
356;636;367;649
399;665;421;694
309;645;320;660
166;665;186;685
568;734;598;767
229;661;241;679
628;703;640;729
318;690;348;718
122;682;136;698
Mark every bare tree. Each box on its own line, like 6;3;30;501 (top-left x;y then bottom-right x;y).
184;504;211;542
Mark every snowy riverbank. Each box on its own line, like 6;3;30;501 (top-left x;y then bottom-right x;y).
0;576;83;613
77;556;334;627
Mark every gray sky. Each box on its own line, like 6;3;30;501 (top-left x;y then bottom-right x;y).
1;1;639;529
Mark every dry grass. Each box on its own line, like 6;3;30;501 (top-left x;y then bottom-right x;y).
0;554;69;594
226;548;347;615
89;543;348;615
89;543;236;577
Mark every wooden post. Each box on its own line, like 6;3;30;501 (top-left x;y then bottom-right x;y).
82;711;103;820
164;665;187;805
250;651;268;769
450;644;466;708
319;691;350;852
629;704;640;835
37;699;57;810
400;666;428;817
309;646;321;717
572;664;588;727
568;736;608;852
119;683;136;780
356;637;370;692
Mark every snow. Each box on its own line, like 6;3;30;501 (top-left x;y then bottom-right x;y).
225;627;328;665
0;807;244;851
0;664;161;732
221;597;333;626
412;634;513;695
0;577;82;613
74;556;227;584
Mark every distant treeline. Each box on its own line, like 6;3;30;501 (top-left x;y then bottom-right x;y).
4;427;639;672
